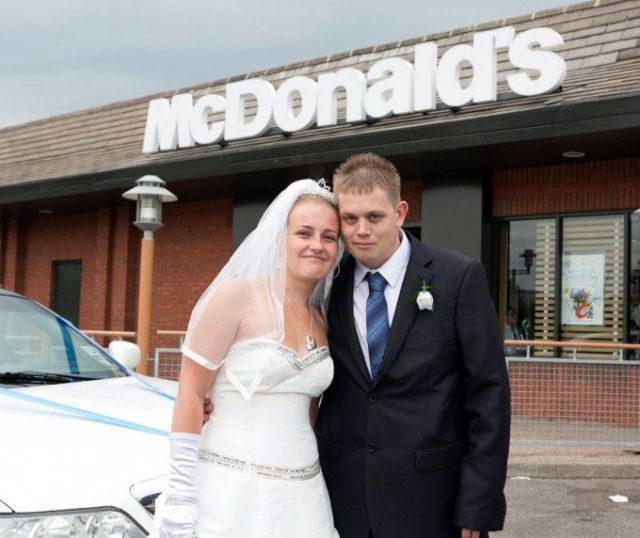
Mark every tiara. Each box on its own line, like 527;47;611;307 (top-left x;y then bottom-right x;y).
303;178;336;204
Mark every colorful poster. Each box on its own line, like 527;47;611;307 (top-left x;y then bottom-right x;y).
561;254;605;326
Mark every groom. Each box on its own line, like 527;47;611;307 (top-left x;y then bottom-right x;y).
315;153;511;538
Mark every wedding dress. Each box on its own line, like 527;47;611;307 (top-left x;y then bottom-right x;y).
194;338;339;537
156;179;342;537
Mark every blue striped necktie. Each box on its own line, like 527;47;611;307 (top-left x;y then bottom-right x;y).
366;272;389;380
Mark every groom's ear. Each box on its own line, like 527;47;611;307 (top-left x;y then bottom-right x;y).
395;200;409;226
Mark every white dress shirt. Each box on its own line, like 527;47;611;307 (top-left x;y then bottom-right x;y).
353;230;411;375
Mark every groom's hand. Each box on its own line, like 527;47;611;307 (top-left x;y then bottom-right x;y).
202;397;213;424
461;529;480;538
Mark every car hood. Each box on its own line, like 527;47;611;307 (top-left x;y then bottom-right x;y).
0;376;176;512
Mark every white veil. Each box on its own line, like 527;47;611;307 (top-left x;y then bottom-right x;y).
181;179;341;370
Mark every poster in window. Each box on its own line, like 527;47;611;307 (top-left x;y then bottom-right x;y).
561;253;604;325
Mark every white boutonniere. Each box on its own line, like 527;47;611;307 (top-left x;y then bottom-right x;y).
416;280;435;311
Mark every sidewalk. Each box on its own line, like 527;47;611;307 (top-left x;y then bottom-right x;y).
501;475;640;537
508;444;640;479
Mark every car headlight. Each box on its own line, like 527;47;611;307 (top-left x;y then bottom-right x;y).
0;508;145;537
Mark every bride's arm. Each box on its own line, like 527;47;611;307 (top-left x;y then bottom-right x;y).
172;279;249;433
155;281;247;536
172;359;218;433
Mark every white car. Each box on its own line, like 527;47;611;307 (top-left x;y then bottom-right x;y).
0;289;176;536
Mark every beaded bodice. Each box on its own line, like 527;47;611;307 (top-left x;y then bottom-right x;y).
199;339;334;470
214;338;332;400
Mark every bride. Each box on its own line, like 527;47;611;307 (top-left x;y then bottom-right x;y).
154;180;341;537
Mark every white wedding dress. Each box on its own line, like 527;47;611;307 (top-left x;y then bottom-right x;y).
194;338;339;537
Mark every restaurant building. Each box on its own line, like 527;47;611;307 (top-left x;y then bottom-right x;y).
1;1;639;440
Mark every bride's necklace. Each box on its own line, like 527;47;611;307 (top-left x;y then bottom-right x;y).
285;295;316;351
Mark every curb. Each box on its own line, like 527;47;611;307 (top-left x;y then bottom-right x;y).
507;462;640;479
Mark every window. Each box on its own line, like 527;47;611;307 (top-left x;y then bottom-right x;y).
561;215;624;359
630;213;640;360
504;214;638;360
506;219;556;356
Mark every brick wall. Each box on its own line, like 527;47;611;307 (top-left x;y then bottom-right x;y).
149;197;233;357
493;157;640;217
21;211;101;327
12;208;138;338
509;360;640;428
1;197;233;361
1;218;25;292
110;205;136;332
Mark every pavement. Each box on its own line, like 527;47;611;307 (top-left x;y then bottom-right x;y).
500;476;640;538
496;444;640;538
508;443;640;479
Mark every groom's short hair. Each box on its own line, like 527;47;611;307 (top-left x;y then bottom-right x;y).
332;153;401;204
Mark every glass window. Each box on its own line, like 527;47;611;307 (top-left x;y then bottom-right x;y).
561;215;624;359
504;214;637;360
629;213;640;360
506;219;556;356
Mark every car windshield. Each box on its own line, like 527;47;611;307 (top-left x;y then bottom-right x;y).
0;294;127;383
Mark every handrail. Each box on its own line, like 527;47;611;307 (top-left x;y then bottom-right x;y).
504;339;640;350
150;332;640;371
83;330;136;339
504;339;640;361
155;334;640;351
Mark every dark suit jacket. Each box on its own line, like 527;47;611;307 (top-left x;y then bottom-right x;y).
316;235;510;538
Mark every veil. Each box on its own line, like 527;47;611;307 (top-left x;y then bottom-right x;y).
181;179;342;371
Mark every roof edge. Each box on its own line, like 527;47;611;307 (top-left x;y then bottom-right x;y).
1;91;638;204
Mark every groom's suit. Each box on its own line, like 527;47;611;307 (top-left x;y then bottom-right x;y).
316;234;510;538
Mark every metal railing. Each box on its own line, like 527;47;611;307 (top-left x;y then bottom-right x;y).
505;339;640;447
153;330;186;378
82;329;181;377
504;339;640;360
83;330;136;340
149;335;640;377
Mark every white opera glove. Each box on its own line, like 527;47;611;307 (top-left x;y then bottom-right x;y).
154;432;201;538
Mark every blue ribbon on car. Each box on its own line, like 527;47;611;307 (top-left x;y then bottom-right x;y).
0;368;177;437
0;386;171;437
0;305;178;437
123;368;177;402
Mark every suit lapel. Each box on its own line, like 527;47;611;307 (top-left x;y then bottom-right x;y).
372;236;434;389
333;256;371;385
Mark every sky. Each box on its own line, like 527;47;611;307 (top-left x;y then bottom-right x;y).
1;0;570;129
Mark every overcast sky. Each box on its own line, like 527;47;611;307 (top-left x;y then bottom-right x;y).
1;0;569;129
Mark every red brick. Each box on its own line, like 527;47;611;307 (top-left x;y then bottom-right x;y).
493;157;640;217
